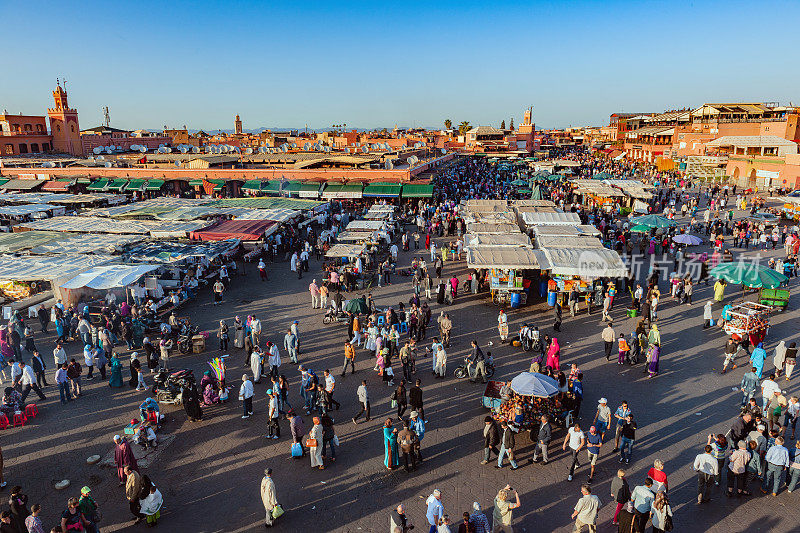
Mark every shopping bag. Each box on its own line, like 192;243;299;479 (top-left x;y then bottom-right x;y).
271;505;284;519
291;442;303;457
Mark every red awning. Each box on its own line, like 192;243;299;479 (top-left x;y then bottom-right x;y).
191;219;277;242
41;180;71;192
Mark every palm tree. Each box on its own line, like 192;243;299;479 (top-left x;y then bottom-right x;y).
444;119;452;130
458;121;470;136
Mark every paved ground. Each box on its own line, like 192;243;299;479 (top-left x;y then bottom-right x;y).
5;197;800;532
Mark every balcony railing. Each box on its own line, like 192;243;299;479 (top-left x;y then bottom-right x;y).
0;131;49;136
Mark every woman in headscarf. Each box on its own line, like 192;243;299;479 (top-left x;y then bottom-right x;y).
647;343;661;377
545;337;560;371
750;343;767;378
383;418;399;470
773;341;788;378
233;316;245;349
108;354;123;388
647;323;661;347
128;353;141;388
182;379;203;421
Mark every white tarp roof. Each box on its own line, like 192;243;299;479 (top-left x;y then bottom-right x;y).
29;233;145;255
520;211;582;226
367;204;396;213
346;220;386;231
467;246;549;270
17;216;209;236
535;235;606;248
325;243;366;258
0;231;64;253
466;222;521;234
542;248;628;278
0;203;64;217
533;225;601;237
336;230;379;242
464;211;517;224
464;233;532;247
60;264;160;290
0;254;115;282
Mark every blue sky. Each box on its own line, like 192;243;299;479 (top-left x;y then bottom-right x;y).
3;1;799;130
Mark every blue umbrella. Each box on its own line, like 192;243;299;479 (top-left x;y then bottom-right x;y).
509;372;559;398
672;234;703;246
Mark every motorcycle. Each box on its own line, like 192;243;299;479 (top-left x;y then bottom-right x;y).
152;368;195;404
322;307;349;325
519;325;539;352
175;324;200;354
454;357;495;380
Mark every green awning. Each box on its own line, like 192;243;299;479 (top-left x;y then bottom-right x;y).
145;179;165;191
56;177;74;182
241;179;273;192
86;178;109;191
77;177;91;184
363;182;401;197
282;181;304;195
127;179;145;191
188;179;223;190
322;183;363;199
0;179;9;187
106;179;129;191
401;183;434;198
299;182;323;198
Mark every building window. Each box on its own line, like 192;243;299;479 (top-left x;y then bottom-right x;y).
42;143;50;151
3;144;12;155
57;124;61;132
24;124;32;132
70;125;75;133
36;124;44;133
18;144;28;154
31;143;39;152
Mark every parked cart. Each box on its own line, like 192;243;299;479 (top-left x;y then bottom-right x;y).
759;288;790;311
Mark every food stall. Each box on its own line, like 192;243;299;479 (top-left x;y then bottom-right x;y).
723;302;771;338
466;246;549;306
490;372;563;429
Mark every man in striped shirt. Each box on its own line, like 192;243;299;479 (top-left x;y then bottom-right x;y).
468;502;489;533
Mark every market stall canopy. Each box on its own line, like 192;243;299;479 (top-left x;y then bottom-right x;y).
322;183;363;199
203;197;326;211
1;179;47;191
464;211;517;225
512;199;556;208
0;203;64;218
325;243;367;258
0;254;115;282
363;182;401;198
709;261;788;289
0;231;63;253
466;222;521;234
346;220;386;231
532;225;601;238
336;230;379;243
520;211;581;226
464;233;532;247
510;372;559;398
29;233;145;255
535;235;606;249
543;247;628;278
125;239;240;263
629;214;678;229
467;246;549;270
191;219;277;241
60;264;160;290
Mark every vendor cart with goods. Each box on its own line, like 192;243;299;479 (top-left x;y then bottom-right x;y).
759;288;790;311
482;380;506;410
491;372;573;429
723;302;771;340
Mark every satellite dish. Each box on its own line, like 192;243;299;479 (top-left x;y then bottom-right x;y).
291;142;297;148
303;143;310;150
159;144;165;148
140;146;147;153
179;146;188;153
105;147;113;154
362;146;368;153
175;160;182;167
282;145;288;153
165;147;172;153
258;146;266;154
245;147;253;154
414;142;422;149
96;155;105;161
385;160;393;170
234;147;241;153
191;146;199;153
93;147;102;155
441;148;446;154
104;162;112;168
206;146;213;153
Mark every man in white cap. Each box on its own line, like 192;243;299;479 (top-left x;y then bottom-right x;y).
592;398;611;442
425;489;443;533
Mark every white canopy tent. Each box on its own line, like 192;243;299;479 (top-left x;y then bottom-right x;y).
542;248;628;278
466;222;521;234
519;211;582;226
464;233;532;247
60;264;160;290
346;220;387;231
325;243;367;258
467;246;549;270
